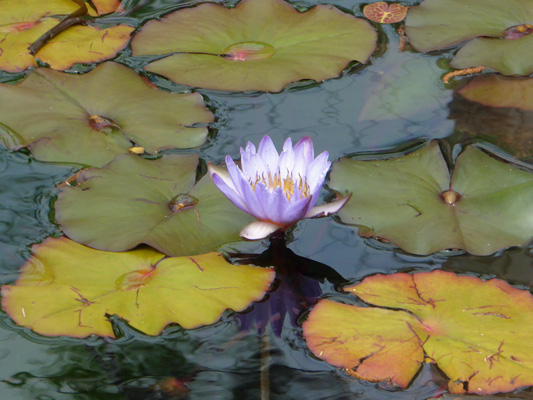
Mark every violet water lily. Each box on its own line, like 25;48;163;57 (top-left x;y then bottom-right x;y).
208;136;351;240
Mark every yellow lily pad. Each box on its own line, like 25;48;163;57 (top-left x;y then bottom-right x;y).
0;0;132;72
1;237;275;337
36;24;134;70
303;270;533;394
0;0;79;72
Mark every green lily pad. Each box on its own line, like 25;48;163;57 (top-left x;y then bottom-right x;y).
303;270;533;394
0;0;132;72
329;141;533;255
459;75;533;111
1;237;275;337
0;62;213;166
55;153;255;256
130;0;377;92
405;0;533;75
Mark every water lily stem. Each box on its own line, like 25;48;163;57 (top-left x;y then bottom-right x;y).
260;332;270;400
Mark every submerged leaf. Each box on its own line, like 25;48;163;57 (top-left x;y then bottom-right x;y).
1;237;275;337
405;0;533;76
329;141;533;255
131;0;377;92
303;270;533;394
0;62;213;166
55;153;255;256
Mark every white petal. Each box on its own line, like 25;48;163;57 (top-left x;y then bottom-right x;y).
304;193;352;219
240;221;280;240
208;162;237;192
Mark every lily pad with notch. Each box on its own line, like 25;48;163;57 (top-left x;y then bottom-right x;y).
55;153;255;256
0;62;213;167
405;0;533;75
303;270;533;394
329;141;533;255
130;0;377;92
2;237;275;337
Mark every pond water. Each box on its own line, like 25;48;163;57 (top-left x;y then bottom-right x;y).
0;0;532;399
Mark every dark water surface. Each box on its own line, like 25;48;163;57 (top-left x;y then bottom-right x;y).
0;0;532;399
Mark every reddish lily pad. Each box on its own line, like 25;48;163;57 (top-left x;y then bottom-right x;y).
0;0;132;72
0;62;213;166
405;0;533;75
363;2;408;24
303;270;533;394
92;0;123;15
55;153;255;256
459;75;533;111
329;141;533;255
130;0;377;92
1;237;275;337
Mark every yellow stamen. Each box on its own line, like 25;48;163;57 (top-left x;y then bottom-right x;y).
249;169;310;201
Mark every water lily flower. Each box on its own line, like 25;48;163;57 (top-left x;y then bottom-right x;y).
208;136;351;240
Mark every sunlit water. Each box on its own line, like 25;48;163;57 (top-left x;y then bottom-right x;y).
0;0;532;399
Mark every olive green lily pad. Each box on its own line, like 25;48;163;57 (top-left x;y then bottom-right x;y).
405;0;533;75
0;62;213;166
0;0;132;72
130;0;377;92
1;237;275;337
329;141;533;255
303;270;533;394
459;75;533;111
55;153;255;256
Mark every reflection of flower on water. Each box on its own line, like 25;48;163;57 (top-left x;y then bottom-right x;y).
209;136;350;240
234;238;345;337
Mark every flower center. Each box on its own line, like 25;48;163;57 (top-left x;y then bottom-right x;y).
249;170;310;201
223;41;275;61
